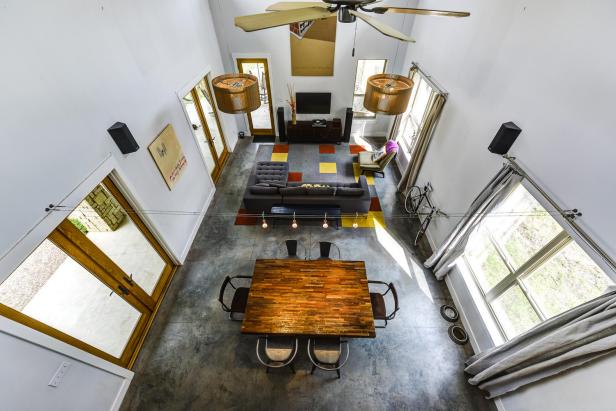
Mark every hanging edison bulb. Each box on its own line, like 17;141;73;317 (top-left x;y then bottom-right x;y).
363;74;414;115
212;73;261;114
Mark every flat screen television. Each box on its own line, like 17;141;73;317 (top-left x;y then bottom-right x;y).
296;92;331;114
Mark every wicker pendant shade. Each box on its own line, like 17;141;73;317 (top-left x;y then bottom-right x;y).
363;74;414;115
212;73;261;114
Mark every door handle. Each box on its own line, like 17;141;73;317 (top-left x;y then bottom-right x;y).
124;274;134;286
118;284;130;295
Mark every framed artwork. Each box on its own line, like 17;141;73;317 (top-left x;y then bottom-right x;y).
290;17;337;76
148;124;187;190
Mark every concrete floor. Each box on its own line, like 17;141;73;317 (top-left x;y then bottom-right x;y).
121;138;495;411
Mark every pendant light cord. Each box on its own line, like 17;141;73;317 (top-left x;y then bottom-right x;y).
352;20;358;57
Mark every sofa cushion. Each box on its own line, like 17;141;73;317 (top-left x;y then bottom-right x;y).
280;186;306;196
250;185;279;195
336;187;364;196
306;186;335;196
258;180;286;187
336;182;361;188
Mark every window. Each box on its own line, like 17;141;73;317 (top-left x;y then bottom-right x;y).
395;69;436;155
353;59;387;118
461;183;613;340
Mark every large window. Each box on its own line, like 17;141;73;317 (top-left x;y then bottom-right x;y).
394;69;436;155
353;59;387;119
461;183;613;340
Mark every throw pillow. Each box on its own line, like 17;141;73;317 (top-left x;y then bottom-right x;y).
249;185;278;195
300;183;330;188
336;187;364;196
280;186;306;196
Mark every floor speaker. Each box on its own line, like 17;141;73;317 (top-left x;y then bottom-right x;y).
343;107;353;142
107;122;139;154
277;107;286;141
488;122;521;155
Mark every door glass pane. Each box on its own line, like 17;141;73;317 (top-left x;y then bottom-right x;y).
523;242;613;319
465;226;511;291
484;185;563;269
490;285;541;339
196;78;226;158
182;91;217;174
0;240;141;357
240;62;271;130
68;183;165;295
352;95;373;118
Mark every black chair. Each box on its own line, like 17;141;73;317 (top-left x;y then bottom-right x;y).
284;239;306;259
310;241;341;260
307;337;350;379
368;281;400;328
218;275;252;321
256;336;299;374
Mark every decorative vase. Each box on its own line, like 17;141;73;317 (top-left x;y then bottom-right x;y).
291;110;297;125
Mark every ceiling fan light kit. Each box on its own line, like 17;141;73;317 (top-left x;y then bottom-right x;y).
211;73;261;114
364;73;414;115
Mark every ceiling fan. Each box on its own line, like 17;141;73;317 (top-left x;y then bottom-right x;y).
234;1;470;42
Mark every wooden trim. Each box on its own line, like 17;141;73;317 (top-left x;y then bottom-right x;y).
236;58;275;136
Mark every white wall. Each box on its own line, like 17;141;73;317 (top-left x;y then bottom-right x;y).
0;0;236;408
209;0;417;138
404;1;616;410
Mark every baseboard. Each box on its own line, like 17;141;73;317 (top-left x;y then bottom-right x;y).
445;274;481;354
179;188;215;263
110;377;133;411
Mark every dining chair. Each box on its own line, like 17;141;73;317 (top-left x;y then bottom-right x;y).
283;239;307;259
256;336;299;374
218;275;252;321
310;241;341;260
307;337;350;379
368;281;400;328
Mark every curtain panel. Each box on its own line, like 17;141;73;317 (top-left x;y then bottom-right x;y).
424;165;522;280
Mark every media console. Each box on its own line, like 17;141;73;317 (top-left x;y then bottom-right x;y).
286;119;342;144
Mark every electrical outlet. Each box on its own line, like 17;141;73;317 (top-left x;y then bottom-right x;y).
48;361;71;388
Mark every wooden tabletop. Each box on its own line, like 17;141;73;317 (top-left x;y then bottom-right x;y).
241;259;375;338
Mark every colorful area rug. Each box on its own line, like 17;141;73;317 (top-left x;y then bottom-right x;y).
235;143;385;229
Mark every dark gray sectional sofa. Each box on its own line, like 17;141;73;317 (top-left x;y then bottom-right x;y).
242;161;371;214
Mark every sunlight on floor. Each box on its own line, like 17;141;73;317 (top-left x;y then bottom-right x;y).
374;217;412;277
411;258;433;302
352;132;373;150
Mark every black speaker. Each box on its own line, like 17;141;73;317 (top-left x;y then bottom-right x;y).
343;107;353;142
488;122;521;155
107;122;139;154
277;107;286;141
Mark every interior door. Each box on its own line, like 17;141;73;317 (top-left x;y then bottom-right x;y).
237;58;275;136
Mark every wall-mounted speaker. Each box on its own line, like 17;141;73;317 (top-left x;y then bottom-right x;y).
343;107;353;143
277;107;286;142
488;122;521;155
107;122;139;154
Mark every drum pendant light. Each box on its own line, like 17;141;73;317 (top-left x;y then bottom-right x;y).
363;74;414;115
211;73;261;114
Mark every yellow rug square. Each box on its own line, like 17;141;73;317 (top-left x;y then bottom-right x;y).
353;163;374;185
342;211;385;228
319;162;337;174
271;153;288;162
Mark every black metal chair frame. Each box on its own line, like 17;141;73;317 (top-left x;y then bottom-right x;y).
309;241;341;260
368;280;400;328
307;337;350;379
218;275;252;321
256;336;299;374
282;239;308;260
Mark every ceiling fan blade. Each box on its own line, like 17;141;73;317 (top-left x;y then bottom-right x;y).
349;10;415;42
235;7;335;32
266;2;328;11
371;7;470;18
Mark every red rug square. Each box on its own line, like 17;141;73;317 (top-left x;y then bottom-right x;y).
273;144;289;153
370;197;382;212
288;172;303;182
319;144;336;154
350;144;367;154
234;208;257;225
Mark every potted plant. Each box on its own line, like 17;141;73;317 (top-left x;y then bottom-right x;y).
287;84;297;125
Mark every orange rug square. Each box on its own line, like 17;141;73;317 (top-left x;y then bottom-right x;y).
350;144;367;154
288;172;303;182
319;144;336;154
234;209;257;225
370;197;382;212
273;144;289;153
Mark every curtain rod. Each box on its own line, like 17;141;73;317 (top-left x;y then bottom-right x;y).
503;154;616;275
410;62;448;96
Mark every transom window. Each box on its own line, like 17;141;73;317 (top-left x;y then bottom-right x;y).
352;59;387;119
461;183;613;340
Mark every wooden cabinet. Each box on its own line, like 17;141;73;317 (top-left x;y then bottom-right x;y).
286;119;342;144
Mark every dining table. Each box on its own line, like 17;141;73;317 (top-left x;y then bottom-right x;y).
241;259;376;338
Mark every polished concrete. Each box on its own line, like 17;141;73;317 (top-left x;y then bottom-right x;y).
121;138;495;411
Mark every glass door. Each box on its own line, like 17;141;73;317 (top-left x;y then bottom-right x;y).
181;75;229;183
0;176;177;367
237;58;275;136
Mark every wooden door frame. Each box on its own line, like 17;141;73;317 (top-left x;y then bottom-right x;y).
236;57;276;136
202;73;230;172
